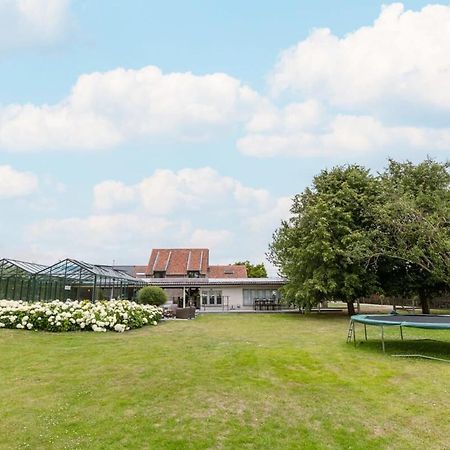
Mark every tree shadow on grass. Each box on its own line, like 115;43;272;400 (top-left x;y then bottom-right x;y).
354;338;450;362
277;311;350;321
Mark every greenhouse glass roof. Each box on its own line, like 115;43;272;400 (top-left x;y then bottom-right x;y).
35;259;144;285
0;259;47;275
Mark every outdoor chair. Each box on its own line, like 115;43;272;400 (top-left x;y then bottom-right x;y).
175;306;196;319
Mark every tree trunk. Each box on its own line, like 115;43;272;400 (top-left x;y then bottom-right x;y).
346;301;356;316
419;291;431;314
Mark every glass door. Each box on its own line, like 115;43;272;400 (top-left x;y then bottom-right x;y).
201;290;223;306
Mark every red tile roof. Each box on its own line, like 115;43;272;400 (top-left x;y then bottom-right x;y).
147;249;209;276
134;265;148;276
208;265;247;279
112;265;148;277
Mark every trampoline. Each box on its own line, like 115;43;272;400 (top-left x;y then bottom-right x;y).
347;313;450;360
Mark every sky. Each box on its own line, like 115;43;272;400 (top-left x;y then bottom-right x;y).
1;0;449;272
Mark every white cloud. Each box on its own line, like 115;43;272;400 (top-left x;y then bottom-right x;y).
0;165;38;198
26;167;291;266
238;101;450;157
246;196;292;233
3;3;450;161
95;167;272;215
26;214;173;263
270;3;450;113
0;0;71;52
238;3;450;158
188;229;234;249
245;100;323;134
0;104;121;151
244;195;293;276
94;181;136;210
0;66;262;152
26;215;236;266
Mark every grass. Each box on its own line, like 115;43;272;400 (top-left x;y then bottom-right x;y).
1;313;449;450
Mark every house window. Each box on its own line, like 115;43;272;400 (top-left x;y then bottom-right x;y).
153;271;166;278
187;271;200;278
201;289;223;305
243;289;280;306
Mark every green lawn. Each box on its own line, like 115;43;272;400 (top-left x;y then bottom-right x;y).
1;313;449;450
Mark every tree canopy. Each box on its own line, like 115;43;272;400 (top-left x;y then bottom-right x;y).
370;159;450;313
269;165;380;315
235;261;268;278
269;158;450;315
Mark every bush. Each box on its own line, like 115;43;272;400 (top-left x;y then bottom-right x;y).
0;300;163;332
137;286;168;306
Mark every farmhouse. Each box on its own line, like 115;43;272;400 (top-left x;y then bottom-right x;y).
128;248;286;310
0;248;285;308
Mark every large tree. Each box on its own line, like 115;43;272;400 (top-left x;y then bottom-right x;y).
235;261;267;278
370;159;450;313
269;165;380;315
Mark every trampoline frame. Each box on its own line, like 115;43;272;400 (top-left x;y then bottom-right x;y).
347;313;450;362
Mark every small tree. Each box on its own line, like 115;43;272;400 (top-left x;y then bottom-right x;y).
137;286;168;306
235;261;268;278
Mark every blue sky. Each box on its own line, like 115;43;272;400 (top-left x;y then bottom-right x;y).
1;0;449;271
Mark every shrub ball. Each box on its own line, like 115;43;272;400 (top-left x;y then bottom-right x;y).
137;286;168;306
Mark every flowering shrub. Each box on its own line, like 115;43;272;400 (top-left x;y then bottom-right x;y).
0;299;163;333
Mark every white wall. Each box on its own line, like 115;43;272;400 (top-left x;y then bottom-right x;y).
221;287;245;309
222;285;282;309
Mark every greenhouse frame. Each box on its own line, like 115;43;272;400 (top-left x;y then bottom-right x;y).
0;259;47;301
0;258;146;302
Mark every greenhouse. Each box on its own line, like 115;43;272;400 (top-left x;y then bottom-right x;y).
0;259;47;301
33;259;146;302
0;258;146;302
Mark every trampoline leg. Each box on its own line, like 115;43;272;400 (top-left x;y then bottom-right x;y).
400;326;404;341
353;321;356;346
364;324;368;341
381;325;385;353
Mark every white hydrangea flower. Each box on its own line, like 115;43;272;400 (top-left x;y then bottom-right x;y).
0;299;162;333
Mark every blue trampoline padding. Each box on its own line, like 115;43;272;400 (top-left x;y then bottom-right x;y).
351;314;450;330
